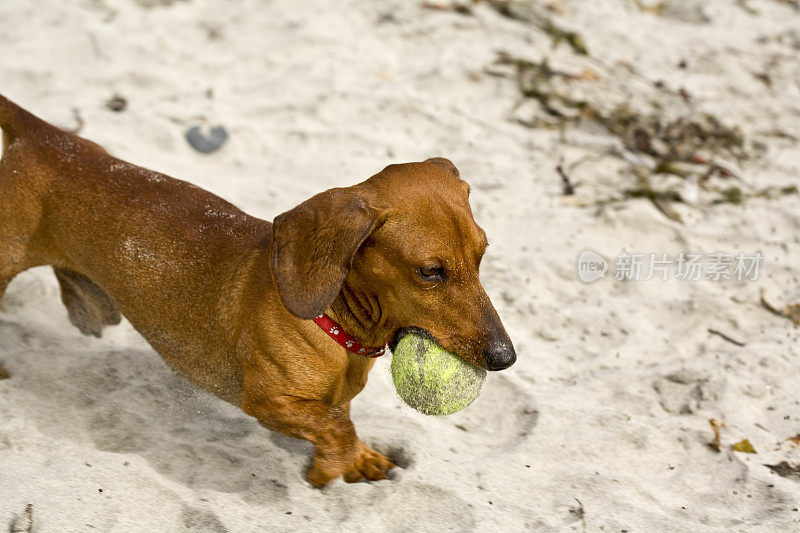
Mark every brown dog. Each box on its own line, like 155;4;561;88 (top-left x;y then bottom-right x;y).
0;94;515;486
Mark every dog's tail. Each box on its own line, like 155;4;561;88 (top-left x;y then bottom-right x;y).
0;93;21;154
0;93;21;140
0;93;36;154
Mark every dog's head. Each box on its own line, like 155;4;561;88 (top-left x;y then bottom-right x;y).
271;158;515;371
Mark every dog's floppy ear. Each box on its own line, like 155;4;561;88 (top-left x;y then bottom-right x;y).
424;157;469;195
271;187;377;319
424;157;459;177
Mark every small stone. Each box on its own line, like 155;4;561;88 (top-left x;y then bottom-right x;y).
185;125;229;154
105;95;127;112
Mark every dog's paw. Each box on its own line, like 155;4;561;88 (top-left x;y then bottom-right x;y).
342;441;395;483
305;440;395;486
305;456;344;488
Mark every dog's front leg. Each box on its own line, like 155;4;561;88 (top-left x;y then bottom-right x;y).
242;380;393;486
244;393;355;486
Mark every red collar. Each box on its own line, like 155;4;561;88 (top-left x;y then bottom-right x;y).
313;314;387;358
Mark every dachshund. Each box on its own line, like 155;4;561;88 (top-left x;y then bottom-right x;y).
0;94;515;486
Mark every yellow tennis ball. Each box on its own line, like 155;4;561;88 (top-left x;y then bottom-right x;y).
391;333;486;415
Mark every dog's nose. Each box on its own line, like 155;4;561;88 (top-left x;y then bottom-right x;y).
483;340;516;371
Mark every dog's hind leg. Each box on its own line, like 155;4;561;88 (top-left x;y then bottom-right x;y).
0;274;16;313
54;267;121;338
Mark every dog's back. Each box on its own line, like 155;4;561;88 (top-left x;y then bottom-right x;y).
0;94;54;276
0;94;269;401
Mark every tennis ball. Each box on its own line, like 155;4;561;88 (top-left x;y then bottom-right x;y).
391;333;486;416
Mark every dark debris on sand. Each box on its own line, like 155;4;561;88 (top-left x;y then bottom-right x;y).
490;50;797;221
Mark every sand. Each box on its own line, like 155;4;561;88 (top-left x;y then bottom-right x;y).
1;0;800;531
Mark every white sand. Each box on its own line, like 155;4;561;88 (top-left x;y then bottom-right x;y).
2;0;800;530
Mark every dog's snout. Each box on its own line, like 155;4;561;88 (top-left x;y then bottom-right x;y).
483;340;516;371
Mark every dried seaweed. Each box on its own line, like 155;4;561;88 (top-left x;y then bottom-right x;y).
556;163;576;195
420;1;475;14
570;498;587;532
765;462;800;480
536;16;588;55
602;106;748;166
9;504;33;533
631;0;667;15
740;0;800;13
483;0;589;54
496;52;748;168
708;418;724;452
492;50;794;220
733;439;757;453
625;167;684;222
494;52;592;127
423;1;589;54
711;185;798;205
707;328;745;347
760;288;800;326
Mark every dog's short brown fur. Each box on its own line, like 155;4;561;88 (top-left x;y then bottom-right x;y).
0;94;515;486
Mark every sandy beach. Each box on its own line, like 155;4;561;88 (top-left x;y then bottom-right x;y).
2;0;800;530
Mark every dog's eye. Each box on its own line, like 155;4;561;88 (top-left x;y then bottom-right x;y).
417;265;445;282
